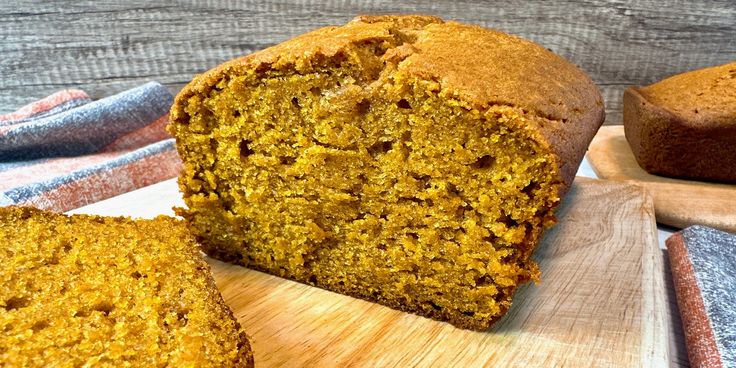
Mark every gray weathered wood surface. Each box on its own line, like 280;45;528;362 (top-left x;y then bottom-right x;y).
1;1;734;123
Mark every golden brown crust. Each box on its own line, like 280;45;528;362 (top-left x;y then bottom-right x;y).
171;15;604;194
624;62;736;183
637;61;736;125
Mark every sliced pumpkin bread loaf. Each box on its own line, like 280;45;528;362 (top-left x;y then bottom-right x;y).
169;15;605;330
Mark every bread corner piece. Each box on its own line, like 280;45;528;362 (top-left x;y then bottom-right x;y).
623;61;736;183
0;206;254;367
169;15;604;330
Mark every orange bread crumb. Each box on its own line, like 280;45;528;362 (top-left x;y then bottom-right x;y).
0;206;253;367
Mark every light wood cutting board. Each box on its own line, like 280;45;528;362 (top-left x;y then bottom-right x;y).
587;125;736;233
205;178;668;367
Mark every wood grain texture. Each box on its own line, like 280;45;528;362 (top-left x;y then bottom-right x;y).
2;1;735;124
587;126;736;233
203;178;669;367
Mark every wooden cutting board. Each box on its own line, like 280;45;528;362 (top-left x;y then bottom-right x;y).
206;178;668;367
587;125;736;233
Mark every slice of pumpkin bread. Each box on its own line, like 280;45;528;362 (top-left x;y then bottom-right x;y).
0;206;253;367
169;15;605;330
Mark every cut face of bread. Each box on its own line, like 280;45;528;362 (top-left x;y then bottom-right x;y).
0;207;253;367
170;15;604;330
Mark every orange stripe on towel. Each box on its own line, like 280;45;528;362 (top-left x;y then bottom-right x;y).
0;151;135;191
0;89;90;122
19;149;182;212
101;114;172;152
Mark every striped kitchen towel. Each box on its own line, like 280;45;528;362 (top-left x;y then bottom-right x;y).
0;82;182;212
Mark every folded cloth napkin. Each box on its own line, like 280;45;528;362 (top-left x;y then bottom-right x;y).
667;226;736;368
0;82;181;212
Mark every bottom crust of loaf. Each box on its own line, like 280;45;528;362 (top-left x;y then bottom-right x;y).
204;245;515;330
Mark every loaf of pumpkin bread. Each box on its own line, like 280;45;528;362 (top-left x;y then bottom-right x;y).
169;15;605;330
624;61;736;183
0;206;254;367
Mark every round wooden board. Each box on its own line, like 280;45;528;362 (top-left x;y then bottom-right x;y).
587;125;736;233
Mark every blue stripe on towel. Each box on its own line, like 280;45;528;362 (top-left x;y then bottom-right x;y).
0;82;173;161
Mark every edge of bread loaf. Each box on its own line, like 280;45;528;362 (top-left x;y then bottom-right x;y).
125;213;255;367
623;86;676;173
191;238;255;367
170;14;605;197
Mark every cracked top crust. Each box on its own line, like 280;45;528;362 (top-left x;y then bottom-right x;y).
173;15;605;192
